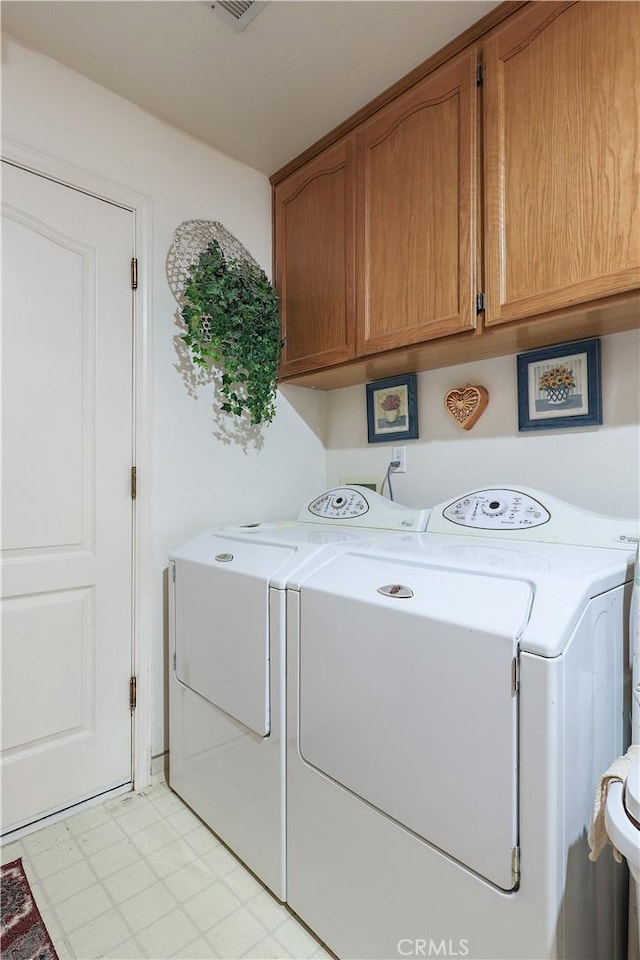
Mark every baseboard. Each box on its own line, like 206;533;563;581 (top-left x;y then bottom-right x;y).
151;751;169;785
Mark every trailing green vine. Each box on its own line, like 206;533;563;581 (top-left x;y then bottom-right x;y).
180;240;283;425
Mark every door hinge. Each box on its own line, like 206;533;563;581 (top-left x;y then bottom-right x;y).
171;562;176;582
129;676;137;712
131;257;138;290
511;656;520;696
512;846;521;885
131;466;137;501
173;652;177;671
476;63;484;86
476;292;486;314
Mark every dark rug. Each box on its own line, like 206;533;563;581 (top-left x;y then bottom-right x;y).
1;859;59;960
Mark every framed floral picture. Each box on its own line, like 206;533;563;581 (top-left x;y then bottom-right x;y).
517;338;602;431
366;374;418;443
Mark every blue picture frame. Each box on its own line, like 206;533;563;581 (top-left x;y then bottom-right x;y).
366;373;418;443
517;338;602;432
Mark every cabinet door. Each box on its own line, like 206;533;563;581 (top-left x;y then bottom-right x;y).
484;1;640;326
274;138;356;377
356;47;479;355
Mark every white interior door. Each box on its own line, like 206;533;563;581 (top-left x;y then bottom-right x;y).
1;161;135;833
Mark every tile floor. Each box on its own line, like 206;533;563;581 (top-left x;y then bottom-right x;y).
1;782;331;960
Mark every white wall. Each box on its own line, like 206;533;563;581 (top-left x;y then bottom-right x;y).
1;35;328;759
328;329;640;519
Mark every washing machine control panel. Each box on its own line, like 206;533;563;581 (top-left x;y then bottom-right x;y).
429;486;638;548
308;488;370;520
442;489;551;530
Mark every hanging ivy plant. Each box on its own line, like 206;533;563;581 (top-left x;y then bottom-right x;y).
180;240;283;425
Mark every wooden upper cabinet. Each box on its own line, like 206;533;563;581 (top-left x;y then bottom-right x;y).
274;137;356;378
356;46;479;355
483;1;640;326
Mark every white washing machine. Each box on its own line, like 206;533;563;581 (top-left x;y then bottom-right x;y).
287;487;638;958
169;486;429;901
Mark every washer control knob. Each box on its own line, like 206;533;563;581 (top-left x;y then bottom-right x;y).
482;498;508;516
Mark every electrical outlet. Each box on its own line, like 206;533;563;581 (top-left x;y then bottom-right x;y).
391;446;406;473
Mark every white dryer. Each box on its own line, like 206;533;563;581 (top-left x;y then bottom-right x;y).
286;487;638;958
169;486;429;901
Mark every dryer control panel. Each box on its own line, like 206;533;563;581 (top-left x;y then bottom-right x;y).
301;486;430;531
308;488;369;520
443;490;550;529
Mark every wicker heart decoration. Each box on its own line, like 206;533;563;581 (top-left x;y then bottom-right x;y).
444;384;489;430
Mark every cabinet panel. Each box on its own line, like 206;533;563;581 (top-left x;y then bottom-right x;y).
484;1;640;325
357;47;478;355
274;138;356;377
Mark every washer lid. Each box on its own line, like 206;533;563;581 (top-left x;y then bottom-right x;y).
297;552;532;890
625;758;640;824
292;532;631;658
296;550;532;638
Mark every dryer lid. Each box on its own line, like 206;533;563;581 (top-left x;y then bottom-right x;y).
172;541;293;737
171;531;297;580
170;523;410;588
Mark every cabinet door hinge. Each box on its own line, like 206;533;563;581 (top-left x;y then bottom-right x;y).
131;257;138;290
476;292;486;314
131;466;137;501
129;676;137;712
476;63;484;86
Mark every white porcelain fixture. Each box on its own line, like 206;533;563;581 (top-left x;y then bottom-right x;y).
169;487;429;901
605;760;640;953
606;545;640;957
286;487;638;958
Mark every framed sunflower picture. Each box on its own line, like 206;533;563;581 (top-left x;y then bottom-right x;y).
517;338;602;432
366;373;418;443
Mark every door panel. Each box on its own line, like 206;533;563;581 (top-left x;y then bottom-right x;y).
1;162;134;832
2;210;89;551
356;47;478;353
275;137;356;377
484;1;640;324
1;589;93;751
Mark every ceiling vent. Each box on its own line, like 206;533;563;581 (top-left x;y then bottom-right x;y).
210;1;267;32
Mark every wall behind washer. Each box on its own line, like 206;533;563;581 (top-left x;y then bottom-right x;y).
1;35;328;760
327;329;640;519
